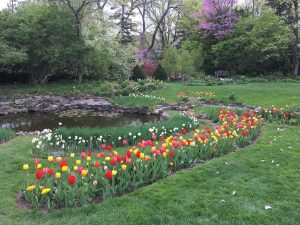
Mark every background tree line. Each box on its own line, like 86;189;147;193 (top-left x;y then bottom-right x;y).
0;0;299;84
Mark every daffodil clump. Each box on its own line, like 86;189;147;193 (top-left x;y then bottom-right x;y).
21;109;262;210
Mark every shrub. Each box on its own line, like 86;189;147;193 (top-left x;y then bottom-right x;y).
121;86;134;96
153;64;168;81
131;65;145;81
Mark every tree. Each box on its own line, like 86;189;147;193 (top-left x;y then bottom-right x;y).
153;63;168;80
111;0;137;45
48;0;95;82
0;3;83;84
193;0;237;39
7;0;20;12
266;0;299;76
212;10;293;74
161;44;178;76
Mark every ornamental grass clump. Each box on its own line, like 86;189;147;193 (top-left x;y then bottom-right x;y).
0;128;15;143
21;109;263;210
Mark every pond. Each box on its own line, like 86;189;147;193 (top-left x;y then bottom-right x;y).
0;112;159;132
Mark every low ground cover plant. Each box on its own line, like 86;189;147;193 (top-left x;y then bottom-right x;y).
22;109;262;210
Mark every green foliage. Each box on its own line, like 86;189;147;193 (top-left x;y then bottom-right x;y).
0;128;15;143
161;45;178;76
153;64;168;81
0;3;85;84
161;44;197;78
131;65;145;81
211;10;293;75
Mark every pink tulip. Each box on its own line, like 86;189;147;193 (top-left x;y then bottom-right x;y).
122;139;127;146
42;167;49;174
101;144;106;149
34;158;40;164
80;152;86;159
78;166;84;174
126;158;131;164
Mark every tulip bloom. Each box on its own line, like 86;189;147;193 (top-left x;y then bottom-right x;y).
26;185;36;191
48;156;54;162
81;152;86;159
48;169;54;175
68;175;76;185
35;171;43;179
81;169;88;177
55;172;61;179
121;164;127;171
61;166;68;172
105;170;112;179
23;164;29;171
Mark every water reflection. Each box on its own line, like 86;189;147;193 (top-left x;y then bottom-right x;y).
0;112;159;132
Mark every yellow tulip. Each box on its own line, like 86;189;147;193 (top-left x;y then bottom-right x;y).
23;164;29;171
140;153;145;159
76;159;81;165
36;163;42;169
74;166;78;171
61;166;68;172
81;169;88;177
105;156;111;161
163;152;167;158
48;156;54;162
41;188;51;195
70;153;75;158
55;172;61;179
26;185;35;191
86;156;91;161
121;164;127;171
112;170;117;176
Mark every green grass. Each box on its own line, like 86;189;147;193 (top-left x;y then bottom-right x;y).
2;81;300;108
150;82;300;108
0;128;15;143
1;124;300;225
111;96;164;106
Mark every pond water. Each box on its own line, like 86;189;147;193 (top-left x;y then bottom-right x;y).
0;112;159;132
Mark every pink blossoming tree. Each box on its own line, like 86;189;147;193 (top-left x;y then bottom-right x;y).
193;0;237;39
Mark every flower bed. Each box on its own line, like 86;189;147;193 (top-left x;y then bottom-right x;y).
32;115;199;156
261;107;300;125
21;109;263;210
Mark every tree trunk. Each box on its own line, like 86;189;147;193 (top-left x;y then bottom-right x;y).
293;0;299;77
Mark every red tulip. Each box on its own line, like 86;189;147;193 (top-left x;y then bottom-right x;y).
105;170;112;179
68;175;76;185
60;161;67;168
48;169;54;175
35;171;43;179
107;145;112;151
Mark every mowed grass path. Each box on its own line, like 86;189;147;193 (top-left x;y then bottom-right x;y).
151;82;300;108
1;124;300;225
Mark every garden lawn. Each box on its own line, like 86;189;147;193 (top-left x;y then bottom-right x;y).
0;123;300;225
2;82;300;108
150;82;300;108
